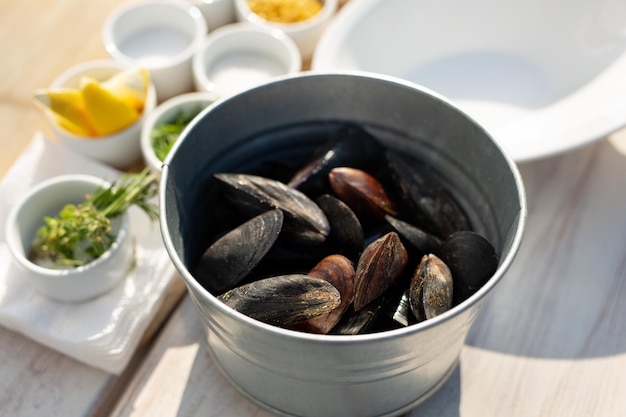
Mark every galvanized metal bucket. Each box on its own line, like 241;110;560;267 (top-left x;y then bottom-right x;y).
160;72;526;417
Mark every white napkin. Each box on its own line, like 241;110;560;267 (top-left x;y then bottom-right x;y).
0;133;178;374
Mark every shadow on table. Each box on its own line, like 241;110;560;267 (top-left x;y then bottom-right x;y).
405;365;462;417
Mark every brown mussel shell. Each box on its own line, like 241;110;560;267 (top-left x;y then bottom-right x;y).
194;209;283;293
409;254;454;321
214;173;330;245
297;254;356;334
218;274;341;327
353;231;408;310
329;167;398;220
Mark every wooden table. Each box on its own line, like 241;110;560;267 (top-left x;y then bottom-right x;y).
2;1;626;416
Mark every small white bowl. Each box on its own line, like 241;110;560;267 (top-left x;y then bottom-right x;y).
141;91;218;172
234;0;338;59
188;0;236;31
47;60;157;170
5;175;133;303
102;0;208;102
192;22;301;98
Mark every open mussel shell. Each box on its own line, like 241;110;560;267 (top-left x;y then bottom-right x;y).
194;209;283;293
296;254;356;334
353;231;408;310
409;254;454;321
218;274;341;327
214;173;330;245
329;167;398;221
438;230;499;303
288;124;385;197
386;151;470;239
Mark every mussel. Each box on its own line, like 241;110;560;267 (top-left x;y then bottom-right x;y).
214;173;330;245
438;231;499;303
386;151;471;239
315;194;364;262
353;232;408;311
329;167;397;220
194;209;283;293
218;274;341;326
296;254;356;334
409;254;454;321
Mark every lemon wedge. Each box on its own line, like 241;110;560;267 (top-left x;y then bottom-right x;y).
101;67;150;111
80;76;140;136
33;88;97;136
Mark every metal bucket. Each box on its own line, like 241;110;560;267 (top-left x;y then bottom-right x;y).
160;72;526;417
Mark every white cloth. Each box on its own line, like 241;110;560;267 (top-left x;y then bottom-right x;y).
0;133;178;374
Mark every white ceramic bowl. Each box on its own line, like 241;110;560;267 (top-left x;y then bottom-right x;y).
234;0;337;59
192;22;301;98
141;91;218;172
188;0;236;30
48;60;157;170
102;0;208;102
5;175;133;303
312;0;626;162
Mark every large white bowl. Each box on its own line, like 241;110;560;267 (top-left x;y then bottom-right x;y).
312;0;626;162
5;175;133;303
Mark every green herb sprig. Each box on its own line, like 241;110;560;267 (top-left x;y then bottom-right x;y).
151;106;203;162
30;168;159;268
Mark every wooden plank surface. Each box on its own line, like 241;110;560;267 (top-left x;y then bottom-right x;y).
0;1;186;416
110;130;626;417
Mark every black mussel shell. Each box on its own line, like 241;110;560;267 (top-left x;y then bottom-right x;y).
409;254;454;321
315;194;364;262
218;274;341;327
288;124;385;197
386;151;470;239
329;299;383;335
353;232;408;310
438;231;499;303
195;209;283;293
214;173;330;245
385;215;442;257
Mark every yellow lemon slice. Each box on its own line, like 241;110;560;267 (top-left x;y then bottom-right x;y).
80;76;140;136
101;67;150;111
33;88;97;136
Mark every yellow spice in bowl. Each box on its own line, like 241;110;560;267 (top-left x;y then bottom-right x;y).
248;0;323;23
